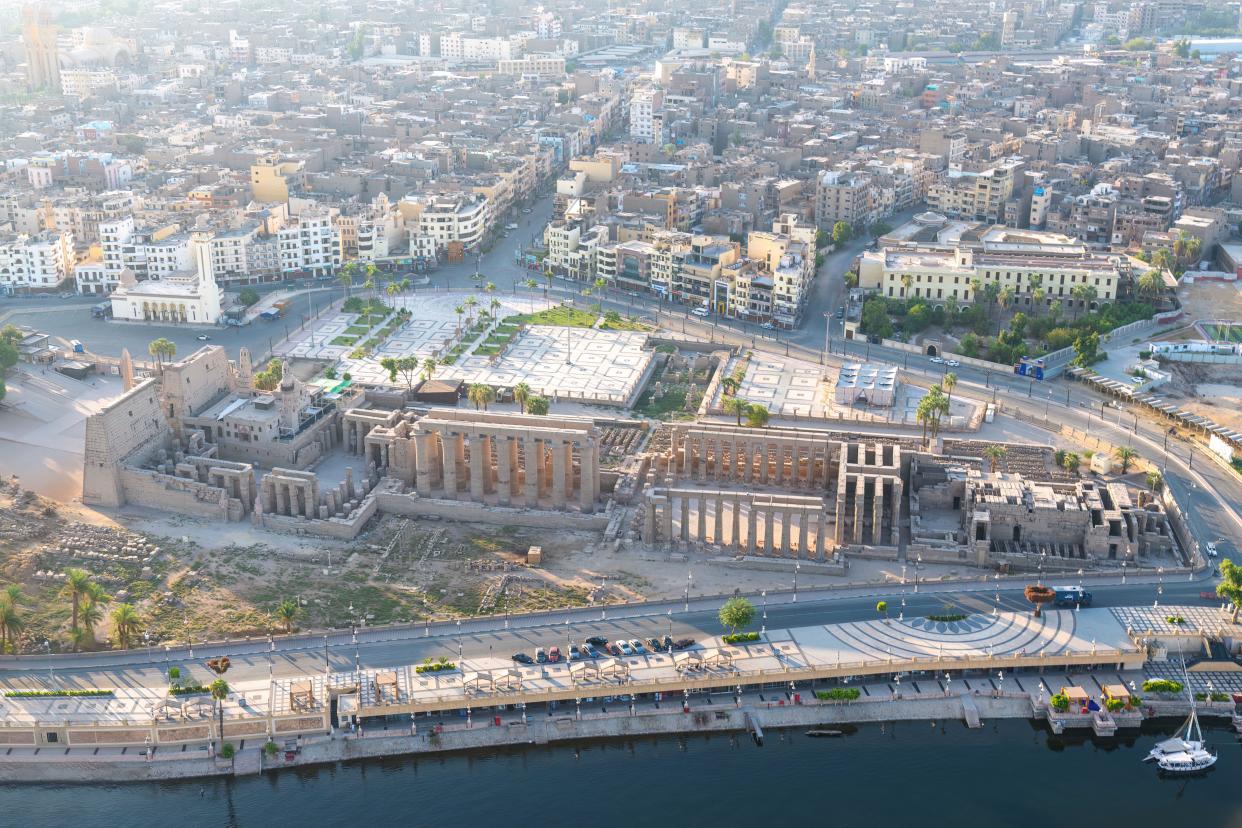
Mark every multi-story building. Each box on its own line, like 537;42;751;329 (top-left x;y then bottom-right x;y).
407;193;491;253
277;209;341;276
98;217;193;288
859;225;1129;312
926;161;1021;223
0;231;74;293
629;87;664;144
815;170;873;230
250;155;306;203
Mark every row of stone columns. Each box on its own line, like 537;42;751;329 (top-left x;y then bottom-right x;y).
675;432;833;489
835;474;902;546
642;490;832;559
413;429;599;512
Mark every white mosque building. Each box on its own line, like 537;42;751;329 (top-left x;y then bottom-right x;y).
110;220;224;325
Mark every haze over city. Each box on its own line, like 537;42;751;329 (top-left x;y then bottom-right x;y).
0;0;1241;823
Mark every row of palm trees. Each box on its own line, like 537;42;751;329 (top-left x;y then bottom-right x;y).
980;444;1144;477
721;396;771;428
467;381;550;415
0;571;143;653
916;373;957;446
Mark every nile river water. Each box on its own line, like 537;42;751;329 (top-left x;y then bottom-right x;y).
3;719;1240;827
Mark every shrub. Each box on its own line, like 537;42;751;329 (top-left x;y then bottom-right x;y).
1142;679;1183;694
814;688;861;701
264;741;279;755
220;742;236;759
927;614;967;622
169;683;209;696
168;667;181;680
1105;697;1125;712
414;661;458;675
721;631;761;644
1165;615;1185;624
1050;693;1069;711
3;689;113;698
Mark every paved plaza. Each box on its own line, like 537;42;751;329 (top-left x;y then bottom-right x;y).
277;294;656;406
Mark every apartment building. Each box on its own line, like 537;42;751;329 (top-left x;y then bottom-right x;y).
0;231;75;293
926;161;1021;223
98;216;193;287
815;170;873;230
858;225;1129;312
277;209;341;276
405;193;491;253
629;87;664;144
250;155;306;203
497;56;565;78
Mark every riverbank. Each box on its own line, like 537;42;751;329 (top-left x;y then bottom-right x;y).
2;692;1225;784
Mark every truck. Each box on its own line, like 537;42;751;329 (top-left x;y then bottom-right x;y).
1052;586;1092;607
258;299;291;321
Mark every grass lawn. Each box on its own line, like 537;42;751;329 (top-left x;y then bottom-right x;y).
344;325;371;336
600;316;652;331
505;307;599;328
634;387;692;420
331;335;359;346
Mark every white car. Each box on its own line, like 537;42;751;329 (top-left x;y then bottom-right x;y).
691;307;709;317
929;356;945;365
760;322;776;330
945;359;960;367
1205;542;1218;558
196;334;211;341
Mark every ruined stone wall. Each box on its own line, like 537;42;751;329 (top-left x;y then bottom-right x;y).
82;378;170;507
116;469;242;520
162;345;234;421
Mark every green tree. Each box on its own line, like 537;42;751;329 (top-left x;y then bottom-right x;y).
110;603;140;650
745;403;770;428
1216;559;1242;623
860;297;893;339
1137;269;1163;299
723;396;749;425
0;340;20;372
238;287;260;306
1145;470;1163;491
718;596;755;635
1114;446;1139;474
0;584;23;653
338;262;357;296
467;383;495;411
983;444;1007;473
147;337;176;368
379;355;420;391
59;568;93;636
210;678;230;748
513;382;532;414
876;600;888;618
420;357;438;384
1072;330;1100;367
942;372;957;416
526;395;550;416
1060;452;1080;474
275;599;299;634
831;220;853;246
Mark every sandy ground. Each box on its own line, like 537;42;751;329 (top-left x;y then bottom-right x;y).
1177;279;1242;325
1156;362;1242;434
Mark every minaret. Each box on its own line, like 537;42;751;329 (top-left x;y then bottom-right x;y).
119;348;135;391
806;44;817;80
22;4;59;91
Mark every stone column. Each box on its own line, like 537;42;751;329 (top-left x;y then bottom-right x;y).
643;498;657;543
676;494;689;541
835;475;849;544
551;441;568;508
854;476;868;546
524;437;540;506
696;493;707;541
759;443;769;484
696;438;707;483
873;478;885;547
579;440;595;513
275;482;288;516
816;510;828;560
713;494;724;545
746;499;758;554
469;435;486;501
798;510;810;558
781;506;793;555
730;496;741;549
763;501;774;555
663;492;675;543
890;478;903;545
773;443;784;485
443;434;459;500
496;436;512;506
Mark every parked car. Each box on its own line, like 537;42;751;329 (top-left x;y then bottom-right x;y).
628;639;647;655
535;647;548;663
548;646;562;663
673;638;696;650
760;322;775;330
662;635;674;650
615;640;634;656
585;635;608;647
1200;591;1221;600
512;652;534;664
605;643;621;656
836;306;845;319
582;643;599;658
196;334;211;341
646;637;666;652
569;646;582;660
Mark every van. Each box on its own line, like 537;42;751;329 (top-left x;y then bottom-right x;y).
70;339;85;353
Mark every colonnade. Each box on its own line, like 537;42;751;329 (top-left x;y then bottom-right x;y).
669;424;836;489
641;487;832;559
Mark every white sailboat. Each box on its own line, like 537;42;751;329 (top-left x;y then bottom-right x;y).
1148;708;1216;774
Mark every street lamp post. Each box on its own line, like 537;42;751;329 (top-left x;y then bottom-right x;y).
44;640;54;688
684;570;693;612
761;591;767;635
793;563;800;603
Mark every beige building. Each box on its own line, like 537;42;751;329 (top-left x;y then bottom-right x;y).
859;225;1129;310
249;155;306;203
926;161;1021;223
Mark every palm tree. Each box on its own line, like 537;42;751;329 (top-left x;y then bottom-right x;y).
468;383;495;411
420;357;438;384
490;297;501;318
484;281;497;298
1216;559;1242;623
338;262;357;296
454;304;466;335
386;281;400;300
942;372;957;420
1070;284;1097;319
513;382;532;414
364;263;380;299
465;295;479;326
524;278;539;293
969;277;983;303
275;599;299;634
983;444;1008;473
0;584;23;653
900;273;913;298
1031;287;1045;316
110;603;140;649
723;396;748;425
59;568;93;634
210;678;230;749
1114;446;1139;474
1137;269;1163;300
720;376;739;397
593;277;607;312
78;581;109;646
745;403;770;428
1145;469;1162;491
148;338;176;368
1060;451;1080;474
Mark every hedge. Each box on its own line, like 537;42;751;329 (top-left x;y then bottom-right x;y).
1142;679;1183;694
415;661;457;675
3;689;113;698
814;688;861;701
927;614;967;622
722;632;761;644
1050;693;1069;711
169;683;209;696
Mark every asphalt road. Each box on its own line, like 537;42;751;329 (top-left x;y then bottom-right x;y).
0;577;1217;689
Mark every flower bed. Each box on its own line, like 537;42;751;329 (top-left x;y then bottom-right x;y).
815;688;861;701
722;632;761;644
415;659;457;675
